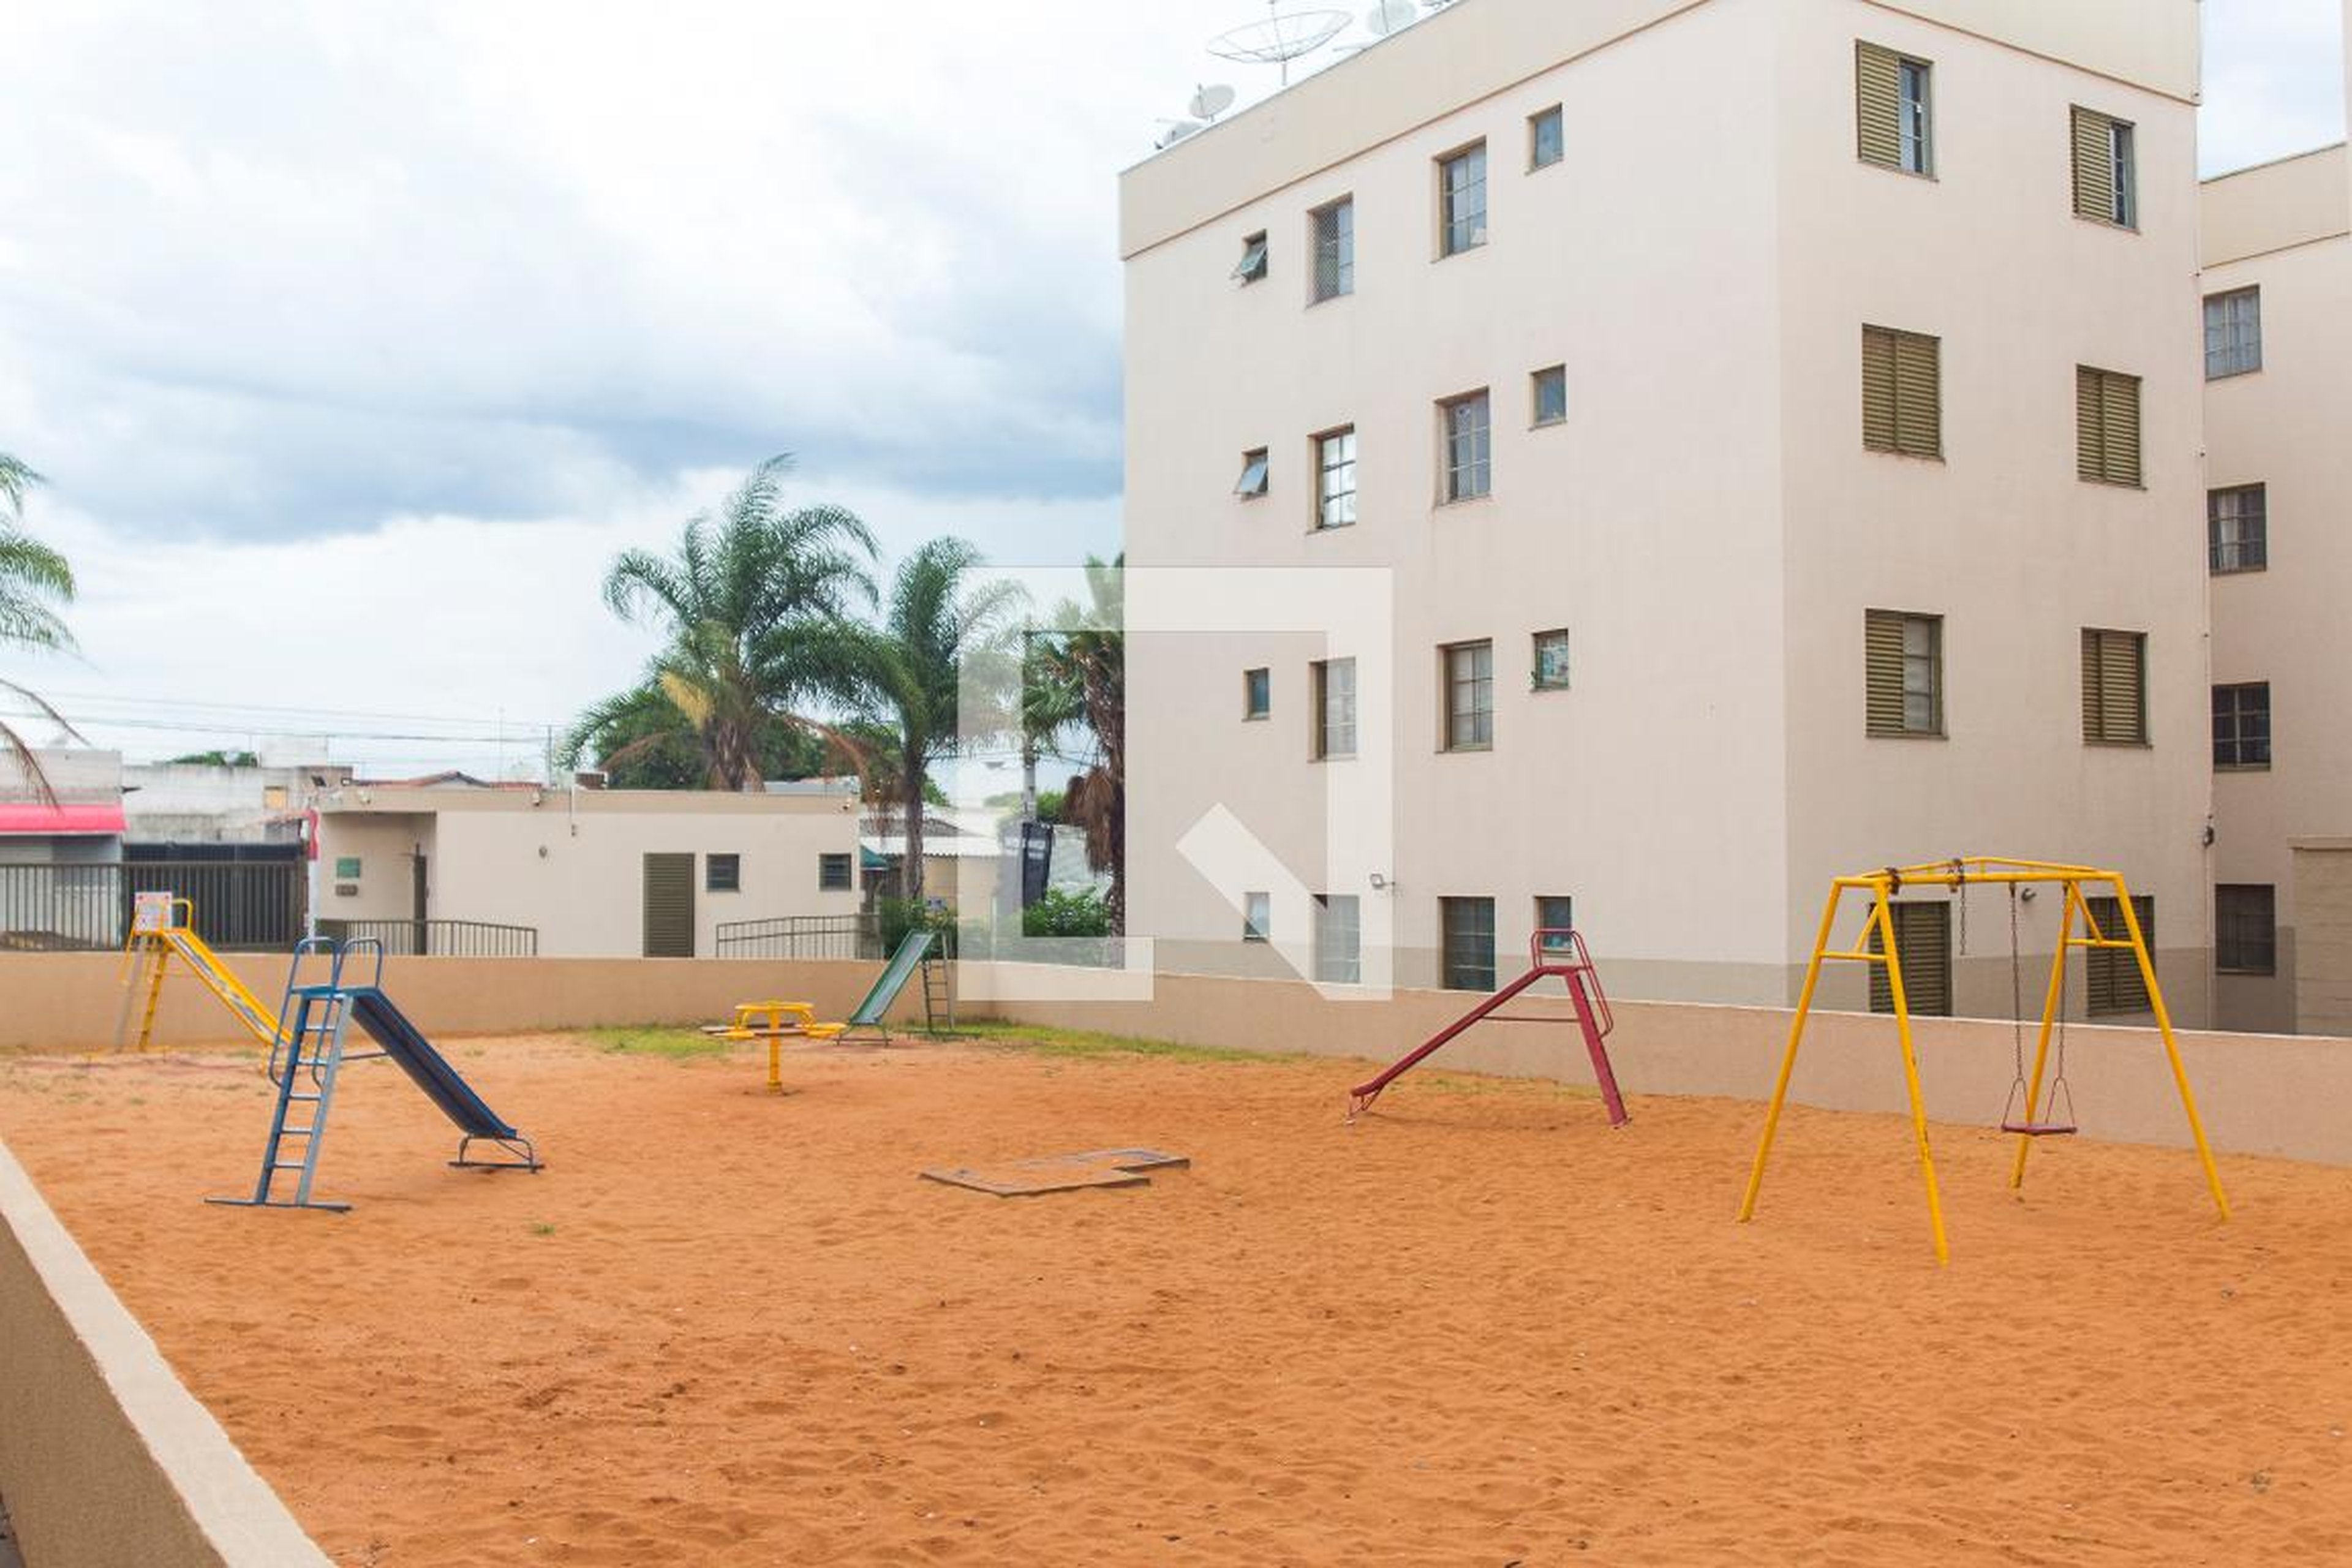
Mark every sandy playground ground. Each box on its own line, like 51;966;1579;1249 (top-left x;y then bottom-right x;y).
1;1028;2349;1566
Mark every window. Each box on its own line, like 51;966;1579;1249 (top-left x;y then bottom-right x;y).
1313;657;1357;760
1856;43;1932;175
1438;142;1487;256
1531;364;1567;426
1311;197;1354;301
1314;427;1357;530
1861;326;1941;458
1868;901;1952;1016
1234;230;1268;283
1864;610;1943;737
2084;895;2154;1015
2215;885;2277;976
2081;628;2148;745
1532;628;1571;692
1243;666;1272;720
2209;485;2267;573
1235;448;1270;499
2212;682;2271;769
1440;390;1492;502
2076;366;2143;486
1243;890;1272;943
1442;641;1493;752
2203;287;2261;379
1529;106;1564;170
707;853;742;893
1314;894;1361;984
1536;894;1575;954
1441;897;1498;992
2071;107;2136;227
818;853;853;891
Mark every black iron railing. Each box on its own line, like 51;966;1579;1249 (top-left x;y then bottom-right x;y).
715;913;881;960
0;860;308;952
315;919;539;957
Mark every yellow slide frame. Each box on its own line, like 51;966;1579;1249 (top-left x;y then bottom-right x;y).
1736;857;2229;1264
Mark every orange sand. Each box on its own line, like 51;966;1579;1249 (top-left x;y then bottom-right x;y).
2;1035;2350;1567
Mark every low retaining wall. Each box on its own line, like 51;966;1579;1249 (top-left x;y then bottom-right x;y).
970;962;2352;1166
0;1138;330;1566
0;954;940;1052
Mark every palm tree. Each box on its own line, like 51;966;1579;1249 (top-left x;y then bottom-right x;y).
567;455;877;791
1030;556;1124;929
0;454;80;800
837;538;1023;908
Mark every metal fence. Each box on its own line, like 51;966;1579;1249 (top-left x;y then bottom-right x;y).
715;913;883;961
315;919;540;958
0;860;308;952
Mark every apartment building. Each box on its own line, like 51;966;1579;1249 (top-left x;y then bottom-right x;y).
1120;0;2213;1018
2200;140;2352;1033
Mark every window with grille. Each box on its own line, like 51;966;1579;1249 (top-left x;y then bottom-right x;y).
1532;628;1571;692
707;853;742;893
2076;366;2143;486
2081;628;2147;744
1531;364;1567;426
1867;900;1952;1016
1235;448;1269;499
1311;197;1354;302
1313;658;1357;760
1441;391;1491;502
2070;107;2136;227
1441;896;1497;992
2084;894;2154;1015
2204;288;2262;379
1856;43;1932;175
2214;885;2276;976
2208;485;2267;573
1861;326;1941;458
818;853;853;891
1314;894;1361;983
1529;106;1564;170
1315;427;1357;529
1442;641;1493;752
2212;682;2271;769
1243;890;1271;943
1438;143;1487;256
1234;230;1268;283
1243;666;1271;720
1865;611;1942;737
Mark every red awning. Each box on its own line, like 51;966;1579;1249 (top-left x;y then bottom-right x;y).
0;803;128;835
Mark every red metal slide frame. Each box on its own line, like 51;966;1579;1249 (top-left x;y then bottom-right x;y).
1346;929;1628;1126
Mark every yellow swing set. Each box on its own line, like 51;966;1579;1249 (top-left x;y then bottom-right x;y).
1737;857;2230;1264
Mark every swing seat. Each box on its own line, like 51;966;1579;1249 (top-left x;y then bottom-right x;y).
2000;1118;2078;1137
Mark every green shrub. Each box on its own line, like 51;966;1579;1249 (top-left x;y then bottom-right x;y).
1022;887;1112;938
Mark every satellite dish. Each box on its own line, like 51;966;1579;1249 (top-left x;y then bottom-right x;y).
1155;119;1207;149
1189;83;1237;121
1208;2;1353;85
1365;0;1414;35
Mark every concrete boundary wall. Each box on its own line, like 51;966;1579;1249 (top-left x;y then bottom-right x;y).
0;955;938;1053
0;1138;330;1566
974;964;2352;1166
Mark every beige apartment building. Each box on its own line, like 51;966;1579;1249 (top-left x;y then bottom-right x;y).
2201;138;2352;1034
1121;0;2214;1019
314;779;863;959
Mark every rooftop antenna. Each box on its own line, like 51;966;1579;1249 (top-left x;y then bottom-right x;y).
1207;0;1353;86
1189;83;1238;122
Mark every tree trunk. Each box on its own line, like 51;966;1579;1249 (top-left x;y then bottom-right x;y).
900;750;927;908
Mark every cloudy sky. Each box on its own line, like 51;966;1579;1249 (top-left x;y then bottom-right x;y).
1;0;2343;777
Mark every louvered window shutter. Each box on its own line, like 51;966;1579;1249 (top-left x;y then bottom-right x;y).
2101;373;2141;484
1856;43;1902;167
1863;328;1898;451
2071;107;2116;221
1866;612;1907;736
1864;328;1938;456
2085;895;2154;1014
2076;367;2105;481
1869;902;1952;1016
2082;629;2146;744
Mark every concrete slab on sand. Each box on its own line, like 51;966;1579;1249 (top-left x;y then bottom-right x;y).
919;1147;1191;1196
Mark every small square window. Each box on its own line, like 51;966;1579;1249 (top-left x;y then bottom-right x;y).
707;853;742;893
1532;629;1571;692
818;853;853;892
1531;365;1567;426
1536;894;1575;954
1243;666;1271;720
1235;448;1270;498
1243;890;1271;943
1234;231;1268;284
1529;107;1564;170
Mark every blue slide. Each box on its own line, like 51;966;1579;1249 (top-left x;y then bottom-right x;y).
347;989;541;1169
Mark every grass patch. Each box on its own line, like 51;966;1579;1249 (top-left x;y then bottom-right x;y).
957;1020;1293;1066
581;1027;736;1061
528;1221;557;1237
